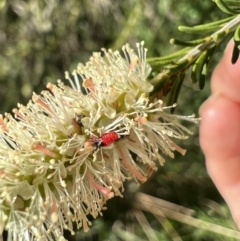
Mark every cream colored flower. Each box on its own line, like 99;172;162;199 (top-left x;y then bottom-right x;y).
0;42;198;240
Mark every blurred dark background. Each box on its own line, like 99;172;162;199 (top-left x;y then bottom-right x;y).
0;0;238;240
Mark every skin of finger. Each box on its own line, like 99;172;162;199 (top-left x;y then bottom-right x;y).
211;40;240;102
200;93;240;224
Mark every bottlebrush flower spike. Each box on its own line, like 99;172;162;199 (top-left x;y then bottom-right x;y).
0;42;198;240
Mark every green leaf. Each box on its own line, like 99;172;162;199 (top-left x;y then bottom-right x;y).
231;25;240;64
213;0;240;14
166;71;185;112
148;48;191;72
199;63;207;90
191;46;216;86
191;50;208;84
231;44;240;64
178;16;234;34
170;37;209;47
148;47;190;63
233;25;240;49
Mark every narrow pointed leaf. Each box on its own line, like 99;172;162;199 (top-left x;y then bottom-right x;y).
166;72;185;112
199;63;207;90
233;25;240;49
213;0;240;14
231;44;240;64
191;50;208;84
178;16;234;34
148;47;190;62
191;46;216;86
170;37;209;47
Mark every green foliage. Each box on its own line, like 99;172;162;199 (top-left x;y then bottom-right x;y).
148;5;240;106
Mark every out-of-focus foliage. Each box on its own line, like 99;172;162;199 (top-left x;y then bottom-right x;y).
0;0;239;240
0;0;222;112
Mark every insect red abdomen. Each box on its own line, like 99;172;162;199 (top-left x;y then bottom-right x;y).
99;132;119;147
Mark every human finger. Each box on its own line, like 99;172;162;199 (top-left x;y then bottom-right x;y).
200;41;240;226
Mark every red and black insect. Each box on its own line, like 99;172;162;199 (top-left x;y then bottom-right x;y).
99;132;120;146
87;132;120;149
